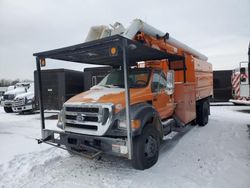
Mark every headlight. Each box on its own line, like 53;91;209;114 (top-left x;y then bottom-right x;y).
57;110;64;129
26;99;33;104
117;120;127;129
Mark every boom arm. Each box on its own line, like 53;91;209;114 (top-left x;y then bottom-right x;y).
85;19;208;61
122;19;208;61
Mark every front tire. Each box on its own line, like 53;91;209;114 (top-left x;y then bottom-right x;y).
132;124;160;170
4;107;13;113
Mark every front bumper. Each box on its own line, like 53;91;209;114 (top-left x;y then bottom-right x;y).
12;104;33;112
39;129;129;158
2;100;13;107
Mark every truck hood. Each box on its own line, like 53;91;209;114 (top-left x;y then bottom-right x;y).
66;85;151;107
4;88;26;96
14;92;34;100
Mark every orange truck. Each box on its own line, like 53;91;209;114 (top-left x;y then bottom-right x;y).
34;19;213;170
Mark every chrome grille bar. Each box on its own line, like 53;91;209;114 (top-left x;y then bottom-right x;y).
63;103;113;136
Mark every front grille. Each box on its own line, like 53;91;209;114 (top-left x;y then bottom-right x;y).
3;94;15;100
66;107;99;113
65;115;76;120
13;98;25;107
66;123;98;130
64;103;113;135
66;115;98;122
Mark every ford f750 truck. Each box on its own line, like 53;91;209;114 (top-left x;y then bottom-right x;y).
34;19;213;170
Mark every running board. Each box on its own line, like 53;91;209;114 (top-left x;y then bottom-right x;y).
161;118;175;135
172;115;185;132
161;116;186;134
162;131;178;140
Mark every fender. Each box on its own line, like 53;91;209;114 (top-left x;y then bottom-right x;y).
105;102;163;137
130;103;162;136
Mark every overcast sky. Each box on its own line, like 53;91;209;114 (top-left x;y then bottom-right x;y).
0;0;249;80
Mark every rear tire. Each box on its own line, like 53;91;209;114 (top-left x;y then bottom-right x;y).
197;100;209;126
4;107;13;113
132;124;160;170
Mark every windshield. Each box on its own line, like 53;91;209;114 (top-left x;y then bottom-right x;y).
6;86;15;91
16;83;30;88
98;68;151;88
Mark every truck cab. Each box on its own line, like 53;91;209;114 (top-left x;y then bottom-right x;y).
58;65;175;137
12;84;35;113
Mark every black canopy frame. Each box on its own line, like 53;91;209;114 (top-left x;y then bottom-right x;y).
33;35;184;159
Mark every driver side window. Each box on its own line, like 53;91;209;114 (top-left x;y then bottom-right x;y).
159;72;167;90
151;71;166;93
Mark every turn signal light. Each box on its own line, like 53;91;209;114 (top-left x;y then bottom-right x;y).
131;119;141;129
40;58;46;67
110;47;117;56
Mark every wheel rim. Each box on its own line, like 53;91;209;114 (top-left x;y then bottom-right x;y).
144;135;157;159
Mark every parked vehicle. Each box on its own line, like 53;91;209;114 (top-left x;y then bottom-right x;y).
0;87;8;99
6;85;15;91
34;19;213;170
0;88;6;105
230;42;250;105
2;83;31;113
12;84;35;113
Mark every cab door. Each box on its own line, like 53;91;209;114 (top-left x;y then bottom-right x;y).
151;71;174;119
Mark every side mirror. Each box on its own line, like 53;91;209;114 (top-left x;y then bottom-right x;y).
166;70;174;95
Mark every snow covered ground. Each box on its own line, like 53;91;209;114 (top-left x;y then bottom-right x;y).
0;105;249;188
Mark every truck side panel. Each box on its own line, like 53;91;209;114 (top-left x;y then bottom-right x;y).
174;83;196;124
194;58;213;101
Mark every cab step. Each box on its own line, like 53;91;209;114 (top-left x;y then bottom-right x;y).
161;118;175;135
